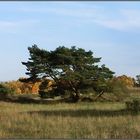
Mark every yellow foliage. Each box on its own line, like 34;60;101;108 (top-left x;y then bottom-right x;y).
4;78;41;94
113;75;135;88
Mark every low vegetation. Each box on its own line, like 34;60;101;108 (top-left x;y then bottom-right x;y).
0;99;140;138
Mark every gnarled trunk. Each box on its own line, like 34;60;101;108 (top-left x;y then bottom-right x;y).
70;90;81;102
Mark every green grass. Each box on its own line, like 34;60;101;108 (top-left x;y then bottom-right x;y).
0;100;140;138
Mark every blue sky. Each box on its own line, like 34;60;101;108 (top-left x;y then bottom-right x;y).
0;2;140;81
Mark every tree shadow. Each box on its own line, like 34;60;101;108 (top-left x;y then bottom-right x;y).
25;108;137;117
1;96;139;117
0;96;66;105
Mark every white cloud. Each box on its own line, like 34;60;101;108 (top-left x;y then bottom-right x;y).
121;9;140;27
93;9;140;32
4;2;137;33
0;21;16;29
20;5;140;32
94;19;126;31
20;6;98;19
0;19;39;33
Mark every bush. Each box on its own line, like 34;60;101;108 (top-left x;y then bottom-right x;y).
0;84;15;98
126;99;140;114
106;79;130;101
112;80;129;93
39;90;49;98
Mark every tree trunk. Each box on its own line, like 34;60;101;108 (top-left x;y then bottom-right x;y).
94;91;104;101
70;91;81;102
67;81;81;102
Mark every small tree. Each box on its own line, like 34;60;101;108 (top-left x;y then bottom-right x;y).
22;45;114;101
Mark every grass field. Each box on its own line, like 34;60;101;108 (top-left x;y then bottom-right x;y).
0;100;140;138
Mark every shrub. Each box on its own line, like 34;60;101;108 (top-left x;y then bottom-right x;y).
126;99;140;114
0;84;15;98
106;78;130;101
39;90;52;98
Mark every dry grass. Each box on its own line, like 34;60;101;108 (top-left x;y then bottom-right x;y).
0;101;140;138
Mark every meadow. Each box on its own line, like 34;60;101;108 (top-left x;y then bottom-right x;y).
0;97;140;139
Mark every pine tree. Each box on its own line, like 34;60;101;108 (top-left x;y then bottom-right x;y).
22;45;114;101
